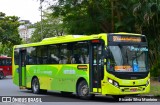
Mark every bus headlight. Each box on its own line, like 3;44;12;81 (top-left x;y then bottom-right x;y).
146;79;150;86
108;78;113;84
108;78;119;88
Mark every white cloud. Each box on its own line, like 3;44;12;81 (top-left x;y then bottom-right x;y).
0;0;41;23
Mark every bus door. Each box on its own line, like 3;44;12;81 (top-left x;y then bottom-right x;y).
89;40;104;93
19;49;26;87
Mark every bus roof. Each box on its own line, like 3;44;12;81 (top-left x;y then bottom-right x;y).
14;33;106;48
14;33;143;48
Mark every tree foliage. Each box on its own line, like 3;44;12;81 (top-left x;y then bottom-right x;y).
30;13;66;42
48;0;139;34
133;0;160;76
0;12;21;56
35;0;160;77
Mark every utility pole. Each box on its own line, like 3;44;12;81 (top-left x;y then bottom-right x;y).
40;0;44;40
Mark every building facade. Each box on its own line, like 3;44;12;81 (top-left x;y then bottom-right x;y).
18;20;35;43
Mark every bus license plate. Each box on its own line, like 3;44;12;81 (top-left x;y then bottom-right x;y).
130;88;137;92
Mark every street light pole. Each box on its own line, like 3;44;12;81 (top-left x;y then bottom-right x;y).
40;0;44;40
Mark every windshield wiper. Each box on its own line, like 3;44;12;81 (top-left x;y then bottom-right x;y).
126;49;129;64
132;45;141;65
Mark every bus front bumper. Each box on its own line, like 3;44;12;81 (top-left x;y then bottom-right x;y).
101;82;150;95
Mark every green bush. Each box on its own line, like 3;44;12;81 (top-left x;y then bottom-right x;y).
150;62;160;77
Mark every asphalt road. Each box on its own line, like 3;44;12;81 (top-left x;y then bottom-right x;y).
0;76;160;105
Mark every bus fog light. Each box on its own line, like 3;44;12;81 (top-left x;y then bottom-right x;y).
146;79;150;86
113;81;119;87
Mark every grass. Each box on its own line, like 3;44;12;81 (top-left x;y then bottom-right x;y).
149;80;160;96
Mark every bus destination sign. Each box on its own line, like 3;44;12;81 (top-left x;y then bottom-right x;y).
113;36;141;42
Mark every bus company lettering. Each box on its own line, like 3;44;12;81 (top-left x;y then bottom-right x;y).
63;70;76;74
34;70;52;75
129;46;148;51
43;71;53;75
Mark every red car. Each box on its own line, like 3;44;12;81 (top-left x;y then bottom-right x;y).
0;56;12;79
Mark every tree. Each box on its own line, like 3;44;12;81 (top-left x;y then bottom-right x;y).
49;0;108;34
30;13;66;42
47;0;139;34
38;0;160;76
0;12;22;56
133;0;160;76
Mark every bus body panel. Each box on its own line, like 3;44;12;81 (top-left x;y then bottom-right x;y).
101;72;150;95
102;82;150;95
12;33;150;96
0;65;12;76
12;65;19;85
25;64;89;92
0;57;12;78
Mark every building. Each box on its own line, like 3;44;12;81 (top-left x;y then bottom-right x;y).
18;20;35;43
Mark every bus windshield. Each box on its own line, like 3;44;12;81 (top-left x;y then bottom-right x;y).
106;45;148;72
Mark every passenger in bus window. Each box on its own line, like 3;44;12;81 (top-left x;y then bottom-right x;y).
71;54;81;64
50;54;59;64
59;55;67;64
80;54;89;64
74;54;81;64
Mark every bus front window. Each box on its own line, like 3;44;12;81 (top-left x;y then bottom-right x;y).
106;45;148;72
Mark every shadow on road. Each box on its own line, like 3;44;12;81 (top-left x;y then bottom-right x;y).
21;90;116;102
0;76;12;80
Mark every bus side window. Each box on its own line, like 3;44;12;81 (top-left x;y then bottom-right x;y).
59;55;67;64
6;59;11;66
72;42;89;64
14;49;19;65
59;44;72;64
0;59;2;66
49;54;59;64
48;45;59;64
1;59;5;66
27;47;36;65
72;54;81;64
27;55;32;64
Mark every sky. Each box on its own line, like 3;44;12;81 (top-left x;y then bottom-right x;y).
0;0;41;24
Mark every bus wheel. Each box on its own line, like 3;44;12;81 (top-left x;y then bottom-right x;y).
77;80;94;99
0;72;4;79
32;77;40;94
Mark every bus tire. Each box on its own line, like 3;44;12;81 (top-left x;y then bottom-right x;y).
77;80;94;99
31;77;40;94
0;72;4;79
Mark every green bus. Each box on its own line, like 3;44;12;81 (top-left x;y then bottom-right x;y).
12;33;150;99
